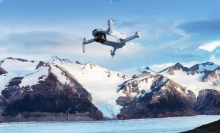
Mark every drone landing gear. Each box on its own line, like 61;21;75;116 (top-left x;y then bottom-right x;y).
111;47;116;57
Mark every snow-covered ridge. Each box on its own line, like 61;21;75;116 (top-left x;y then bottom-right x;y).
2;56;220;119
189;62;218;72
0;56;130;119
49;56;130;119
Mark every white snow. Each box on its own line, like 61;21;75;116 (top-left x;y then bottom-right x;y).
118;67;145;76
161;68;215;97
0;73;18;95
1;59;39;76
137;77;154;97
50;65;70;85
162;86;166;90
119;67;156;76
198;64;218;71
19;67;49;88
176;87;185;95
54;61;129;119
160;68;169;75
126;76;149;85
0;59;40;94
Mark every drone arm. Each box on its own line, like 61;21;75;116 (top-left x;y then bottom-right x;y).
82;38;95;53
123;32;141;42
107;20;113;33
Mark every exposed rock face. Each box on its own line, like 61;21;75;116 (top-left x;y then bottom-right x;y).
36;61;45;70
195;89;220;115
117;74;197;119
0;60;4;66
2;77;24;100
189;62;215;71
5;57;29;62
159;63;189;75
0;63;104;122
201;67;220;83
2;57;220;122
116;62;220;119
0;67;7;75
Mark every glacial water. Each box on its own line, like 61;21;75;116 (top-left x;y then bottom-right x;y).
0;115;220;133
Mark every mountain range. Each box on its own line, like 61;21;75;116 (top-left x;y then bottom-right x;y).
1;56;220;122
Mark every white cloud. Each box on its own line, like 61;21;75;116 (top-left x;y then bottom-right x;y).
199;41;220;52
108;0;113;4
209;55;220;65
149;63;175;72
0;31;146;58
117;42;147;57
0;0;3;4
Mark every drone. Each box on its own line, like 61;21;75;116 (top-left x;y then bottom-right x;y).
82;20;141;57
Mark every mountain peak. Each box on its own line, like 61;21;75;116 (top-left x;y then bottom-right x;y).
75;61;81;65
158;63;188;75
172;63;183;68
214;66;220;72
86;62;96;65
170;63;189;71
189;62;217;72
201;66;220;82
201;62;214;66
51;56;62;61
62;59;73;64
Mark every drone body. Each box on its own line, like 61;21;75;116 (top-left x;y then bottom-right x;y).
83;20;140;57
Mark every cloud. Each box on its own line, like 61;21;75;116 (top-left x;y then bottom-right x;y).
117;42;148;57
177;20;220;35
149;63;175;72
209;55;220;65
199;41;220;52
107;0;121;4
0;0;3;3
116;19;190;48
0;30;146;59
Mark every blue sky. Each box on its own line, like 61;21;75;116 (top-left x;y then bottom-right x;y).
0;0;220;71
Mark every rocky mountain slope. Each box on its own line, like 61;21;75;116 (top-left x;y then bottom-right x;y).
0;56;130;121
117;62;220;119
1;56;220;122
0;57;105;122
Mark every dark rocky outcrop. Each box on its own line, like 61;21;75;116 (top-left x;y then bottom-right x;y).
194;89;220;115
182;119;220;133
189;62;214;72
201;67;220;83
117;69;220;120
158;63;189;75
0;67;7;75
75;61;82;65
5;57;28;62
117;75;197;119
36;61;45;70
0;65;104;122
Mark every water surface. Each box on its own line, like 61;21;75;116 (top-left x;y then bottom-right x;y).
0;115;220;133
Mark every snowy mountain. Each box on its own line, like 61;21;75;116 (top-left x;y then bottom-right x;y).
45;56;130;119
0;57;105;122
116;62;220;119
157;63;219;96
0;56;130;121
1;57;220;122
189;62;218;72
